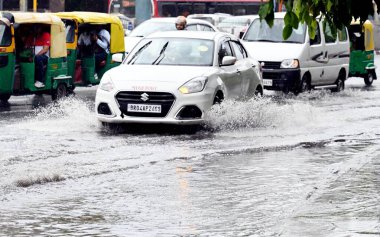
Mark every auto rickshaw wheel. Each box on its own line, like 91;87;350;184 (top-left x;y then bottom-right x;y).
52;83;67;101
364;71;374;86
0;94;11;103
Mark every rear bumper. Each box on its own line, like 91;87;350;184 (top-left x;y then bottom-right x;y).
262;69;301;91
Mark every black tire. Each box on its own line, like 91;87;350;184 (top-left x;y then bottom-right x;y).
299;75;311;93
0;94;11;103
52;83;67;101
331;75;345;93
101;122;121;132
213;91;224;105
364;71;374;86
254;86;263;97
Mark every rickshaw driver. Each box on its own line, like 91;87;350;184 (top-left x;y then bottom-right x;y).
33;25;51;88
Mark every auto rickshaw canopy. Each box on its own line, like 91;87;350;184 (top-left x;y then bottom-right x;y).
55;11;125;53
0;12;67;58
350;19;374;51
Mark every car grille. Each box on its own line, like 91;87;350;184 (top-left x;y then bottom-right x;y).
116;91;175;117
262;71;279;79
260;61;281;69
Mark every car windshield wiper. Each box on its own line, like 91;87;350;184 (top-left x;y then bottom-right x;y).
127;41;152;65
152;41;169;65
283;40;302;44
249;39;279;43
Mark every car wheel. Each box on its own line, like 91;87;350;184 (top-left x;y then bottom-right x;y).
0;94;11;103
331;74;345;93
299;75;311;93
364;71;374;86
101;122;121;132
52;83;67;101
213;91;224;105
254;86;263;97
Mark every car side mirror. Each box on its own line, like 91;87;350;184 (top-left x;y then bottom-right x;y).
112;53;124;63
221;56;237;66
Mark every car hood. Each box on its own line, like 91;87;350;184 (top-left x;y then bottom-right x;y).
124;36;143;54
242;41;304;61
107;65;216;92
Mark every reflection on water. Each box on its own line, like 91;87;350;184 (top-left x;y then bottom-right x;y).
0;81;379;236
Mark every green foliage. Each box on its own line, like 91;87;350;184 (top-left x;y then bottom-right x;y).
259;0;380;40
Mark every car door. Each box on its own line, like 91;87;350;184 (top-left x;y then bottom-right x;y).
230;40;256;96
217;40;242;98
308;23;326;85
322;24;350;85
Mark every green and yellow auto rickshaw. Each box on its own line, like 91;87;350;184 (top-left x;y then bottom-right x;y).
54;12;125;86
0;12;72;103
349;19;377;86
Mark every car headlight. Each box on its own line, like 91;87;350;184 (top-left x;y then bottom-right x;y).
99;74;114;92
280;59;299;69
179;76;208;94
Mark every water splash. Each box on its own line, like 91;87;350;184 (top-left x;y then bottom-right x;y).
16;97;99;132
205;96;319;131
204;88;366;131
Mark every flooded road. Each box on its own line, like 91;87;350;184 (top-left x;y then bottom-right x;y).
0;68;379;235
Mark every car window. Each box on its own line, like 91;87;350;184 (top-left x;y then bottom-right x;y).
323;22;337;43
338;28;348;42
197;24;214;32
310;24;321;45
230;41;245;60
185;24;197;31
244;18;306;44
219;41;233;65
127;38;214;66
130;21;176;37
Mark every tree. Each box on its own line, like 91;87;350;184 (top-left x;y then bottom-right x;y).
259;0;380;39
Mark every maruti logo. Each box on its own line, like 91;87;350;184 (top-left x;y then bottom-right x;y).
141;93;149;101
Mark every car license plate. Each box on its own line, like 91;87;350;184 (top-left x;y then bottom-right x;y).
127;104;162;113
263;79;273;86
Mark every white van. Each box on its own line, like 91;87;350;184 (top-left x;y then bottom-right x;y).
242;12;350;93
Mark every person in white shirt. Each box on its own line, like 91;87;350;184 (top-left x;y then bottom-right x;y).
78;25;94;58
91;27;110;72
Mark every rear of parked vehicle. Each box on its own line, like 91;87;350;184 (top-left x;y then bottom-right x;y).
349;20;377;86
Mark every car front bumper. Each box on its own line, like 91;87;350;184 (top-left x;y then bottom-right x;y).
95;89;214;125
262;69;301;92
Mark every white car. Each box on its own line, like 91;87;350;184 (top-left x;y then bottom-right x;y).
217;15;258;38
124;17;218;54
187;13;231;26
96;31;263;125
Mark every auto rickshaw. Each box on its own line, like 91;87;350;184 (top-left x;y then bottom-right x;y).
349;19;377;86
0;12;72;103
54;12;125;86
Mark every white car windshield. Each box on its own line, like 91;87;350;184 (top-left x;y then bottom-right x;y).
244;18;306;44
218;18;250;28
129;22;176;37
126;38;214;66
